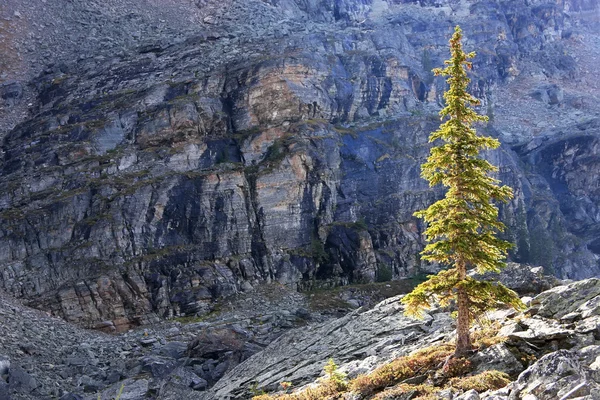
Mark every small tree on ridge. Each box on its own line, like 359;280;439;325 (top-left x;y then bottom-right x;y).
402;26;525;357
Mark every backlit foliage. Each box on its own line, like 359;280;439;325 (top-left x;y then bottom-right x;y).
402;26;525;355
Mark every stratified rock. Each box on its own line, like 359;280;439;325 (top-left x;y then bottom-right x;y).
207;296;453;398
471;344;523;377
471;263;561;295
1;0;600;331
507;350;600;400
530;278;600;319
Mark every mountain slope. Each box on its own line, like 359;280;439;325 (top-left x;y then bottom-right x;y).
0;0;599;329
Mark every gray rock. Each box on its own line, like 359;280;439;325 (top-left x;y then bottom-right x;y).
60;394;84;400
141;356;177;379
0;0;599;333
207;296;452;398
78;375;102;393
508;317;573;342
92;378;149;400
161;367;207;391
579;345;600;366
531;279;600;320
437;388;456;399
530;84;564;105
0;356;10;377
471;263;560;295
457;389;480;400
508;350;599;400
8;366;38;393
0;1;600;397
547;85;564;105
471;344;523;377
0;382;10;400
157;341;188;359
0;82;23;106
139;338;158;347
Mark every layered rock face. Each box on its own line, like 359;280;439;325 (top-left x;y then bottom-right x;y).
1;0;600;329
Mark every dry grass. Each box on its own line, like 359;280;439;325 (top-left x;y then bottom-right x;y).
372;383;435;399
350;344;455;395
371;369;510;400
472;320;507;349
252;380;345;400
449;370;511;392
253;323;512;400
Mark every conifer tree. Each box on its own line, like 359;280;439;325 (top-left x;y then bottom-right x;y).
402;26;525;357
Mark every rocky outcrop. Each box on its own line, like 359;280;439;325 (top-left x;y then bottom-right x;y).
529;277;600;320
0;0;599;329
506;350;600;400
472;263;561;295
203;278;600;400
210;296;454;398
2;271;600;400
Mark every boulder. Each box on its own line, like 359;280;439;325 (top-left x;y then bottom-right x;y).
8;366;38;394
507;350;600;400
156;341;188;360
187;328;247;360
471;344;523;377
140;356;178;379
530;278;600;319
90;378;149;400
471;263;560;295
0;82;23;106
159;367;208;392
530;84;564;105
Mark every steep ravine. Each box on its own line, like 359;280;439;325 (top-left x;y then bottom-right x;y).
0;0;599;330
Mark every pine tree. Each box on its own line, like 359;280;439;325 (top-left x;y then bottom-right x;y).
402;26;525;357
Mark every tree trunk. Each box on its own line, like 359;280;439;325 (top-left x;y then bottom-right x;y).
455;261;471;357
455;286;471;356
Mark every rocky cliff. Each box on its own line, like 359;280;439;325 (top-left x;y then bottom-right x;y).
0;0;600;330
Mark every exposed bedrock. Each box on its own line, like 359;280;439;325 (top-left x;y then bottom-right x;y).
0;0;599;329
